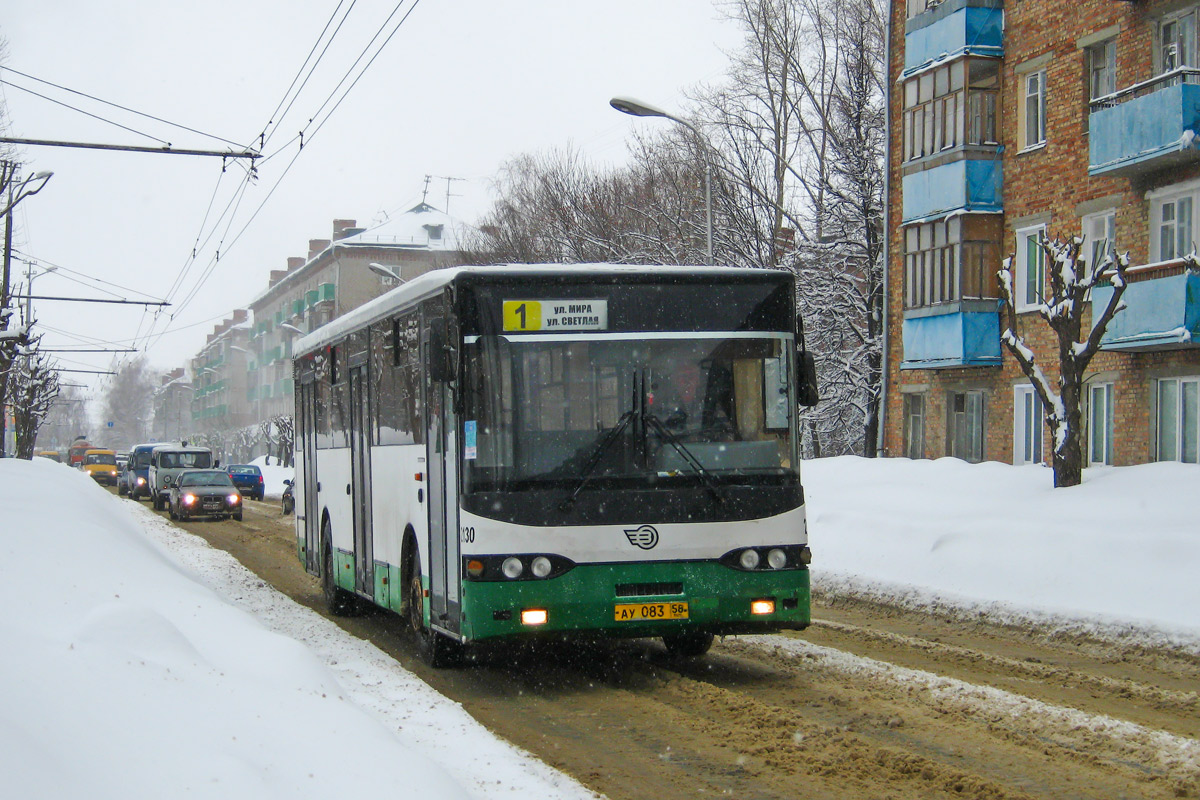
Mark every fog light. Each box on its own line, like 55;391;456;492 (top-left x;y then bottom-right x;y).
739;549;760;570
521;608;547;625
767;548;787;570
531;556;552;578
466;560;485;578
798;546;812;565
750;599;775;615
502;557;524;579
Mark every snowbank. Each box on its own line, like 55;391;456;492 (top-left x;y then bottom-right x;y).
804;456;1200;644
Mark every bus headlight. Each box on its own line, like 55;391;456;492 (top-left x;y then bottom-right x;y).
751;599;776;615
767;548;787;570
739;549;760;570
531;556;552;578
502;557;524;579
521;608;548;625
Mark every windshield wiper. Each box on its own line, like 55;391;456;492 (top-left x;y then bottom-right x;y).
644;413;725;504
558;409;636;512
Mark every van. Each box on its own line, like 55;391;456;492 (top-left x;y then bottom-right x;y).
148;445;214;511
82;449;120;485
120;442;172;500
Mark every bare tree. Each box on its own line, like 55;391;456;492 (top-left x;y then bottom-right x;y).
39;383;91;451
10;339;60;459
998;235;1130;487
98;357;157;449
272;414;294;467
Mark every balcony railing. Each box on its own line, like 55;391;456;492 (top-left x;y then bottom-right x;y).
1093;259;1200;350
1089;68;1200;177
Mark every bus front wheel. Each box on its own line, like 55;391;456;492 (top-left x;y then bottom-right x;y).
321;524;359;617
408;570;462;668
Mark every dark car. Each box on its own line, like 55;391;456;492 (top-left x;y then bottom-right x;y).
168;469;243;522
226;464;265;501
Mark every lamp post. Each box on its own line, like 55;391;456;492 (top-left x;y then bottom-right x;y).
25;263;57;324
369;262;405;285
278;322;305;336
610;96;712;263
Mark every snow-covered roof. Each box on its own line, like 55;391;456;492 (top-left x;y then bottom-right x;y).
294;263;785;355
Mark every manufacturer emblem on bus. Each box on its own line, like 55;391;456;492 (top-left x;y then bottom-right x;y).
623;525;659;550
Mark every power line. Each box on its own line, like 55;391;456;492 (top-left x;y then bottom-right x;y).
0;66;249;149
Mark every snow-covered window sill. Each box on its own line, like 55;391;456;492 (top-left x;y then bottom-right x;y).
1018;142;1047;155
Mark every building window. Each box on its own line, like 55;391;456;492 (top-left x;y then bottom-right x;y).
1015;224;1047;310
948;390;985;463
1019;70;1047;150
903;393;926;459
1155;194;1194;261
1081;210;1116;270
1160;9;1198;74
1014;384;1044;465
1086;40;1117;102
1157;376;1199;463
1088;382;1115;466
903;215;1002;308
906;0;945;20
902;59;1000;163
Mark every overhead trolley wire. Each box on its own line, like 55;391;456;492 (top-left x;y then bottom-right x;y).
0;65;247;149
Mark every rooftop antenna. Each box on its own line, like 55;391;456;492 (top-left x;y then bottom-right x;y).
432;174;464;214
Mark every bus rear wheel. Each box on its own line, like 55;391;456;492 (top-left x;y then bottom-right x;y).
662;631;714;658
321;524;359;617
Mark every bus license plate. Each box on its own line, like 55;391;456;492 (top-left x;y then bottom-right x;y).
614;601;689;622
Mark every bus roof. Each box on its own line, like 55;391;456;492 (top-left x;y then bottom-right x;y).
294;263;791;357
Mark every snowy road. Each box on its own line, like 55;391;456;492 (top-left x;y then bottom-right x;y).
124;488;1200;800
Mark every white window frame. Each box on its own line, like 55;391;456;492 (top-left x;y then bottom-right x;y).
1088;382;1115;466
1156;376;1200;463
1020;70;1047;150
1081;209;1116;271
1015;224;1047;311
1159;8;1198;74
1151;191;1197;262
1013;384;1044;465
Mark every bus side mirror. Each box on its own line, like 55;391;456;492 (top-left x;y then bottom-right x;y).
428;327;452;383
797;349;819;407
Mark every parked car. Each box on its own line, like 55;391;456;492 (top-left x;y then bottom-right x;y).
149;445;214;511
35;450;62;462
121;441;172;499
225;464;265;501
281;479;294;515
168;469;242;522
82;449;120;485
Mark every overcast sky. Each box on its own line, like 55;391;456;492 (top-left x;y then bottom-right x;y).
1;0;740;409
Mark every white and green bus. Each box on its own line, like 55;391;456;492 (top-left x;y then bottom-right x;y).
292;264;818;666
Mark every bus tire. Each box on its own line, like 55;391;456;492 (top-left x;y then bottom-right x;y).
662;631;714;658
321;523;359;617
408;567;462;668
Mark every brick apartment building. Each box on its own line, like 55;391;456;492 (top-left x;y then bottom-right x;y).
885;0;1200;466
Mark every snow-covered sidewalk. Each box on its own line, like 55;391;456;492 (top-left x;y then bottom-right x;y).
0;458;599;800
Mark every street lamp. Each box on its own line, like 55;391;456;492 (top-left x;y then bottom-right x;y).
25;263;57;323
2;170;54;217
369;262;405;284
610;96;712;263
278;322;306;336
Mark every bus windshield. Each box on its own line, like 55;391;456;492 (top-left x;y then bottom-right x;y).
85;453;116;466
463;333;796;493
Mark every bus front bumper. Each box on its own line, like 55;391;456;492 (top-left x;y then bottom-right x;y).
460;560;810;643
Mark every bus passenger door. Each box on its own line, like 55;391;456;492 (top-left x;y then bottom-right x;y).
423;317;460;634
299;377;320;574
348;362;373;595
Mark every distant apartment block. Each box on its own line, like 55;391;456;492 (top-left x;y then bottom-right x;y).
886;0;1200;465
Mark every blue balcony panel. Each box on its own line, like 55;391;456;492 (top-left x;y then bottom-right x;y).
1092;272;1200;351
903;0;1003;77
1089;82;1200;178
902;302;1002;369
902;158;1002;224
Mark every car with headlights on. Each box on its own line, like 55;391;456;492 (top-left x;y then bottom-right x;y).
168;469;243;522
82;449;120;485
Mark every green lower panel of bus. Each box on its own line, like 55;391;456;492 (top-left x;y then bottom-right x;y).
460;561;810;643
